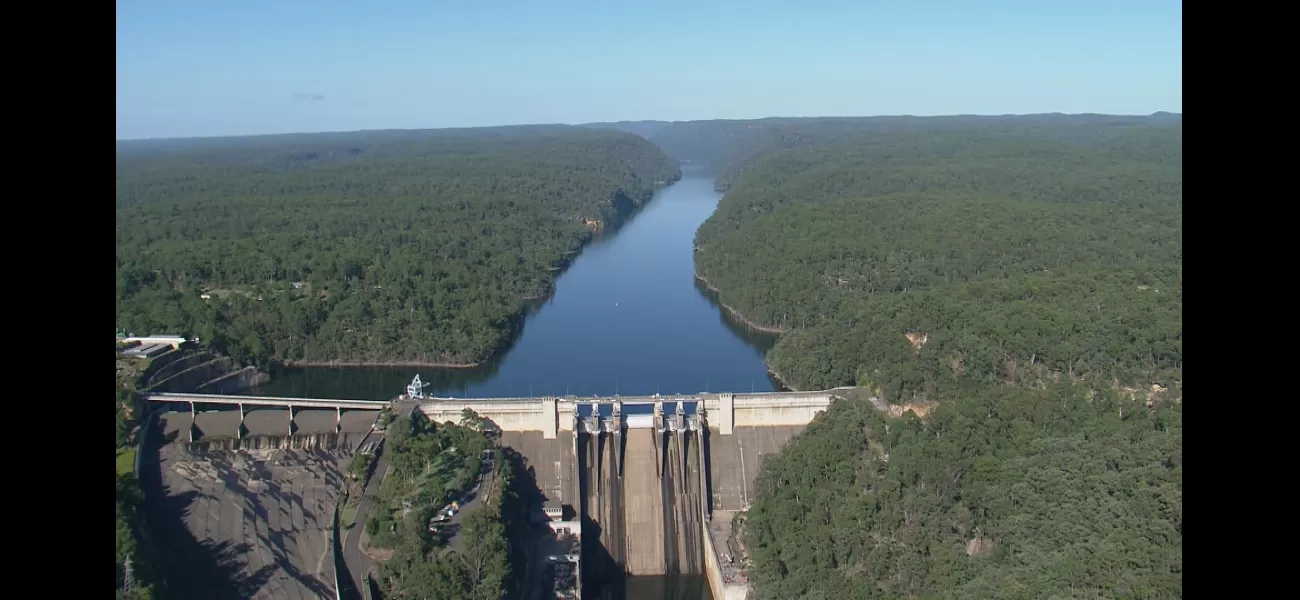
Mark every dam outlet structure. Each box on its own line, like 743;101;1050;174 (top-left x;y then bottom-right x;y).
574;400;709;597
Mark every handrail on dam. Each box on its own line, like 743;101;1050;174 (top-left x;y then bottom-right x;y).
144;392;389;411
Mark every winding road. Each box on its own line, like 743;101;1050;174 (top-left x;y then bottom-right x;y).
341;434;388;599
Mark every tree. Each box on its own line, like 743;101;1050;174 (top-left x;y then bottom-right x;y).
456;510;508;600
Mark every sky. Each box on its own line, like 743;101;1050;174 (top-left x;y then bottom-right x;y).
116;0;1182;140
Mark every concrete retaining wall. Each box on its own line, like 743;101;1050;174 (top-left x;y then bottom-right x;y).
730;393;834;428
420;400;552;433
142;351;213;388
700;517;748;600
133;407;155;480
332;500;342;600
148;357;235;392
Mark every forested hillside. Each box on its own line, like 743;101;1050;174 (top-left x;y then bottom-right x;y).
582;120;674;139
370;413;525;600
645;114;1179;192
689;118;1182;599
694;123;1182;398
745;387;1181;600
116;127;679;366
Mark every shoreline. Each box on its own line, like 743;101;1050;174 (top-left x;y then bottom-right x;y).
277;359;481;369
764;361;802;392
250;179;691;379
255;181;686;377
693;271;789;334
694;268;804;391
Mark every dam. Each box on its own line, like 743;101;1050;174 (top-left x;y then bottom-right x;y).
413;388;843;598
165;385;847;597
574;401;707;596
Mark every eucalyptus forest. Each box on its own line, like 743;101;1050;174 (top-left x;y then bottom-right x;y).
366;413;529;600
115;127;679;367
681;116;1182;599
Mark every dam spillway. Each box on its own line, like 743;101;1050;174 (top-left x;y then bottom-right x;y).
575;404;709;597
449;391;842;599
662;428;705;577
623;428;665;574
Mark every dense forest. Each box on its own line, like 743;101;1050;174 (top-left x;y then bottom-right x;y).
591;113;1179;192
116;127;679;367
680;116;1182;598
370;412;528;600
745;387;1181;599
693;122;1182;398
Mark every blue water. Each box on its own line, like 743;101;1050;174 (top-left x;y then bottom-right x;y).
248;165;780;400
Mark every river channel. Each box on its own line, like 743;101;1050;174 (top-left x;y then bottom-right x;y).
247;165;780;400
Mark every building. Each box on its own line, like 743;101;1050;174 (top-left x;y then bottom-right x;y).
542;518;582;599
119;335;187;349
543;499;565;522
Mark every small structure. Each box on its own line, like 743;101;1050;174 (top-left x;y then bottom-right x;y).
541;518;582;599
119;335;187;349
406;374;429;399
543;499;565;522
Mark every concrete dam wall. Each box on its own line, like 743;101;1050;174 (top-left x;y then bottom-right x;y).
144;411;377;600
419;390;838;438
578;427;707;597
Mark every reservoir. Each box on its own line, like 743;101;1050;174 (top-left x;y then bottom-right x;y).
248;165;780;400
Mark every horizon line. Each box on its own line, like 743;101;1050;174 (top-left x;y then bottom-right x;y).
114;110;1182;143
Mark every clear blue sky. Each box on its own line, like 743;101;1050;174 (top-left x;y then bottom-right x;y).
115;0;1182;140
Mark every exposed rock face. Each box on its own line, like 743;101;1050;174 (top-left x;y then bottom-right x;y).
580;216;604;232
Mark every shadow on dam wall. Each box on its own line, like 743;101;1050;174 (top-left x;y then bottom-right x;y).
579;428;709;600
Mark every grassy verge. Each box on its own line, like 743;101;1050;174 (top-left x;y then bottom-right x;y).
342;494;359;528
116;447;137;477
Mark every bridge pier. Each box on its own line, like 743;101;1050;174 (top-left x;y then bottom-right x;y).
697;411;712;520
592;403;604;477
612;401;624;478
287;405;295;436
654;402;665;475
676;403;688;481
237;403;245;439
188;401;197;443
336;406;342;433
